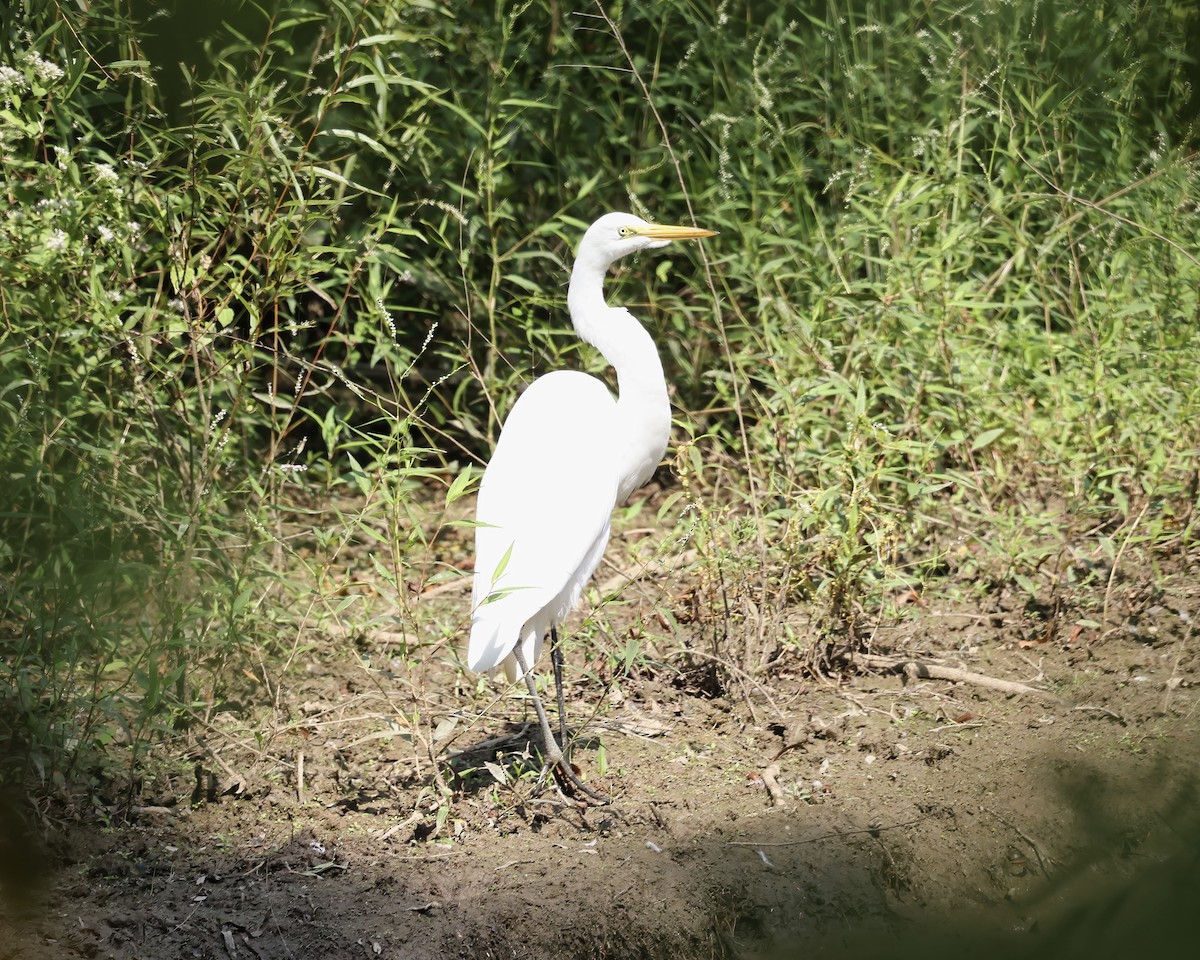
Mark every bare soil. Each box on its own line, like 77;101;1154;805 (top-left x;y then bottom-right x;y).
3;531;1199;960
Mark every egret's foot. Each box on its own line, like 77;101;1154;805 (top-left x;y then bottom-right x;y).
530;742;610;805
550;756;610;805
513;643;611;805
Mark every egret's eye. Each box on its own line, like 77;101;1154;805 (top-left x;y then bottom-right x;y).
618;226;632;238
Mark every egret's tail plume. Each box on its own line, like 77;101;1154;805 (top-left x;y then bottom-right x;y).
467;609;539;680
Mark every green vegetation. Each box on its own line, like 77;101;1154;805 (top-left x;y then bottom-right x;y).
2;0;1197;796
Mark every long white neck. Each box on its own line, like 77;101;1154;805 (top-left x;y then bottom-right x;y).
568;247;671;503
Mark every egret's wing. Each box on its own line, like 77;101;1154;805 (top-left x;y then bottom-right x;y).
468;371;619;674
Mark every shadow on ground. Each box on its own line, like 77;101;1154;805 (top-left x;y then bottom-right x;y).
3;747;1198;960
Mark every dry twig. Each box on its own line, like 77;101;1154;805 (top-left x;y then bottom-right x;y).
845;651;1065;704
760;763;787;807
1072;704;1128;725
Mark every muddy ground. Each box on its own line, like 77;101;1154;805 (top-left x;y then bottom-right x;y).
3;529;1199;959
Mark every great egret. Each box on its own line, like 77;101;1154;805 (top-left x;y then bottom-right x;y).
468;211;716;800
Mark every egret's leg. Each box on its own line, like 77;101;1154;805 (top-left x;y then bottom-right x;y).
549;626;570;758
511;643;609;804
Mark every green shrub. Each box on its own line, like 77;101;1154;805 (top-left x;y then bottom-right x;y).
0;1;439;788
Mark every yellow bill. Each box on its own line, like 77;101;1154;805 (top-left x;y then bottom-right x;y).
634;222;718;241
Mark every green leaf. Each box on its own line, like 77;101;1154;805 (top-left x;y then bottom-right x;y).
491;541;515;584
970;428;1006;452
446;465;477;505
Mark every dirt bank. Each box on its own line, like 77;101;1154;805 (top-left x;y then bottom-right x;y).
3;567;1198;959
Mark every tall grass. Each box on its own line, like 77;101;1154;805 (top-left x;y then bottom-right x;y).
644;0;1200;654
0;1;442;790
2;0;1198;795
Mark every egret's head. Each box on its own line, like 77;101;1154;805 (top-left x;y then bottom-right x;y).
581;212;717;264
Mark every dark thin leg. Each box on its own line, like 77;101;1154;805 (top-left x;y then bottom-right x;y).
550;626;569;758
511;642;609;804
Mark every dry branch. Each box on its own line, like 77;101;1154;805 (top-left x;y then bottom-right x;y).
844;651;1065;705
760;763;787;807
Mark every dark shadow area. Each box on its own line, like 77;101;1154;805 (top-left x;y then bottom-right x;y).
745;766;1200;960
0;787;49;912
5;761;1196;960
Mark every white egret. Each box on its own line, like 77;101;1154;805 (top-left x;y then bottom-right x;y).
468;211;716;801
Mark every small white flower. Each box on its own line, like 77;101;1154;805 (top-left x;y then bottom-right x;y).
24;52;64;84
93;163;119;185
97;224;116;243
377;297;397;341
45;229;68;252
0;65;26;94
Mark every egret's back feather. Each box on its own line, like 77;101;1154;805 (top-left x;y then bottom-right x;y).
469;371;619;677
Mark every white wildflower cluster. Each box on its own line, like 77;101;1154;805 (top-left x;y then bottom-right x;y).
23;52;64;85
45;229;68;252
1149;131;1167;165
90;160;127;200
377;297;398;342
676;40;698;71
911;128;941;160
417;321;438;354
97;224;116;244
843;61;875;101
0;65;26;96
416;198;468;225
701;113;737;202
278;463;307;475
825;148;872;207
329;362;352;390
93;162;119;185
36;196;72;213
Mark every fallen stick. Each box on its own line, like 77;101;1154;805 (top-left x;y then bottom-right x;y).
297;748;305;805
1072;703;1127;725
844;651;1065;705
760;763;788;807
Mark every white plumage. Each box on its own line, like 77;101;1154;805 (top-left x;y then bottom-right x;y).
468;369;621;677
465;212;714;795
